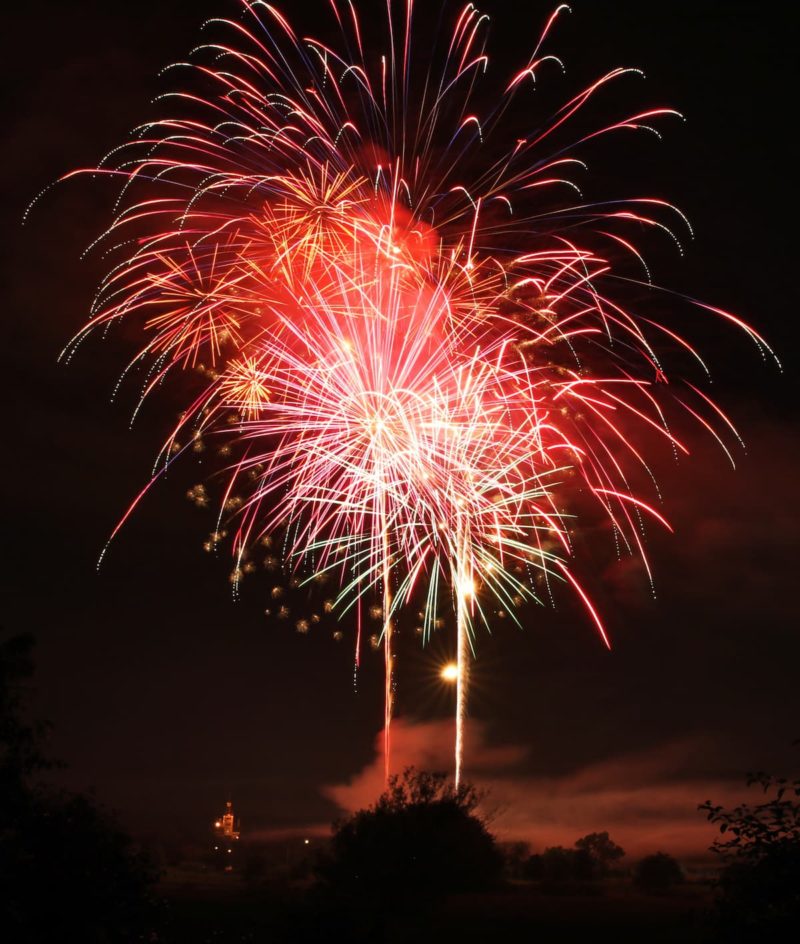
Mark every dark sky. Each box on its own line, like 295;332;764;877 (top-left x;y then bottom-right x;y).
3;0;798;857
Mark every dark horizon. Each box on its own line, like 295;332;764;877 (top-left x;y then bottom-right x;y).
3;0;798;862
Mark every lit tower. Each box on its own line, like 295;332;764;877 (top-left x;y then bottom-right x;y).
212;799;241;870
213;800;240;841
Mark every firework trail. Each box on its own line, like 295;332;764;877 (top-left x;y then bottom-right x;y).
48;1;774;784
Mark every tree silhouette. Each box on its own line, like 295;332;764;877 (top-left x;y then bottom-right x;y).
315;767;501;934
700;757;800;940
0;631;54;789
633;852;683;893
524;846;595;884
0;630;159;943
521;833;624;885
575;831;625;875
500;840;531;879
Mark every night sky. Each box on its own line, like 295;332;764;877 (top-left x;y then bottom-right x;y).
3;0;798;859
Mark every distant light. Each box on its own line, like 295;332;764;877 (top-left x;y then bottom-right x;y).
304;838;310;845
440;662;459;683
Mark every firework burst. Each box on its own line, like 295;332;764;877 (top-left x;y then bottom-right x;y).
49;1;774;783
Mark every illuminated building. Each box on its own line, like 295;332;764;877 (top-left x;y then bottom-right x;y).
211;799;240;870
213;800;240;841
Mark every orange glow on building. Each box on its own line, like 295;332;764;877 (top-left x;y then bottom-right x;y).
213;800;240;842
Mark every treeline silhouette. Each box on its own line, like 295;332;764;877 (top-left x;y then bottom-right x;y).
501;831;683;893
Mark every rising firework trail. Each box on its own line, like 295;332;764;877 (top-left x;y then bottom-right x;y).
43;1;775;785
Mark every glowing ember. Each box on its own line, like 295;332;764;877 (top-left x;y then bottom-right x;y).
441;663;460;683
